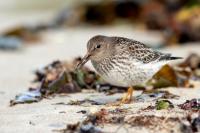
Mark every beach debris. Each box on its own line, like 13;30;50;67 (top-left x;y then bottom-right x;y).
10;89;42;106
150;53;200;88
135;90;179;102
67;99;104;106
149;65;178;88
59;122;80;133
0;36;22;50
34;60;67;83
191;116;200;132
77;110;87;114
52;98;111;106
178;53;200;81
180;115;200;133
60;122;103;133
35;59;105;96
179;53;200;71
29;121;36;126
60;109;107;133
108;108;129;115
10;58;100;106
1;26;41;43
156;100;174;110
52;102;68;106
58;106;200;133
137;99;175;111
11;57;125;106
97;84;126;95
126;115;180;130
40;71;81;95
179;99;200;111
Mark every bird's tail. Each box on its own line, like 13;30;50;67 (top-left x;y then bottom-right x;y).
159;54;183;61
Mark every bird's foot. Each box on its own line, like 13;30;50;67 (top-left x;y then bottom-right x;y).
106;87;134;106
120;87;133;104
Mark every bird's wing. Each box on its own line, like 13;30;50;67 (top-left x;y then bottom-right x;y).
129;43;162;63
114;37;182;64
128;41;183;63
115;37;163;63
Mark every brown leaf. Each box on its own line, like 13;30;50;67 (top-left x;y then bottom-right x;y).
150;64;178;88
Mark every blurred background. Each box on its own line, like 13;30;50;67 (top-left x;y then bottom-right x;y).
0;0;200;105
0;0;200;49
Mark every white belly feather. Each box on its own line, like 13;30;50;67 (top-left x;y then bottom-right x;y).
101;61;167;87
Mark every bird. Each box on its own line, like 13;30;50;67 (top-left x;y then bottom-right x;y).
76;35;182;104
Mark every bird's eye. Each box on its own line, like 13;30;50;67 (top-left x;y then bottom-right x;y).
96;44;101;49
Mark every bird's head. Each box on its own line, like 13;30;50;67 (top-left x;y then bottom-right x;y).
76;35;114;69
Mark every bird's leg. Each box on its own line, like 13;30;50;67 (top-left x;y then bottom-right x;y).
120;87;133;104
105;87;134;106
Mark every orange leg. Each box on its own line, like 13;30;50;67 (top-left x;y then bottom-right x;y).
106;87;134;106
120;87;134;104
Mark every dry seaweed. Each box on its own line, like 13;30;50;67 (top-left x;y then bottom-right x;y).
59;109;108;133
11;57;126;106
179;99;200;111
156;100;174;110
177;53;200;82
41;71;81;95
59;107;200;133
52;102;68;106
77;110;87;114
59;122;103;133
179;53;200;70
135;90;179;102
60;113;200;133
10;89;42;106
10;58;101;106
126;115;180;129
67;99;104;106
2;26;41;43
36;58;105;96
138;100;175;111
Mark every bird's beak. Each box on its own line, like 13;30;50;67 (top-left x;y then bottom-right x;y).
76;53;91;70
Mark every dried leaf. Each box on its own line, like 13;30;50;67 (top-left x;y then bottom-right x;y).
150;64;178;88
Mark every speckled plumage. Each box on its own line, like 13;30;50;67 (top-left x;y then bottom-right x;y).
77;35;181;87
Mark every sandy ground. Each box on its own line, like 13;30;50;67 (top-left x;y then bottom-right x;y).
0;13;200;133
